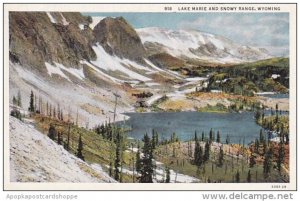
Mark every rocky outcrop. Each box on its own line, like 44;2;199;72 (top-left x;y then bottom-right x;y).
9;12;96;73
93;17;146;63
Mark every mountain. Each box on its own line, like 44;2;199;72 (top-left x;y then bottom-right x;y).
9;12;134;128
93;17;146;63
9;12;96;73
137;27;271;63
9;12;278;129
9;12;181;129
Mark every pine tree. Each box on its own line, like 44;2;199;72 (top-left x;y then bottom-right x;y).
235;170;240;183
28;90;35;112
34;95;37;113
109;161;113;177
17;90;22;107
165;167;170;183
209;128;213;143
155;132;159;146
66;123;71;151
136;143;141;174
50;104;53;117
199;146;203;166
140;133;154;183
263;146;273;178
275;103;279;123
194;131;198;142
201;132;205;141
217;130;221;143
204;141;210;162
151;129;156;150
60;109;64;121
48;124;57;140
218;146;224;167
57;132;62;145
12;96;17;105
114;130;121;181
57;104;61;120
188;140;192;157
277;142;285;173
247;170;252;183
194;138;203;167
259;129;264;144
76;133;84;161
53;106;56;119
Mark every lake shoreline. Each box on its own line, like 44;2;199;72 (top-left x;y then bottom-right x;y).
119;111;263;145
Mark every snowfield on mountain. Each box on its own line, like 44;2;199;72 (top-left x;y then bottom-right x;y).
137;27;270;63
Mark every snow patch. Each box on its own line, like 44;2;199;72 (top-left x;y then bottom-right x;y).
54;62;85;80
89;16;106;29
46;12;56;24
271;74;280;79
78;24;85;30
146;95;163;105
81;60;124;83
145;82;160;87
60;13;69;26
9;116;116;183
91;44;151;82
144;59;164;72
45;62;85;81
207;35;225;50
45;62;70;81
137;27;199;59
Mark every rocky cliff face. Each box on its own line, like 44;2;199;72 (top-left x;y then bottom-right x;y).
9;12;96;73
93;17;146;63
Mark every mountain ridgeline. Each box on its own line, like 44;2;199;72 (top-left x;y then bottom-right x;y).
9;12;277;75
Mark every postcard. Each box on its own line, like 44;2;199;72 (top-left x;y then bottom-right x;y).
3;3;297;190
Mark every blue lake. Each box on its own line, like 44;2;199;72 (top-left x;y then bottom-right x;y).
121;111;263;145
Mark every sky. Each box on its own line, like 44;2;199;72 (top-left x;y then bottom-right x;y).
83;12;289;56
